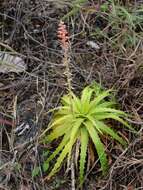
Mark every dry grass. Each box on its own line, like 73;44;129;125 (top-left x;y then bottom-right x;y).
0;0;143;189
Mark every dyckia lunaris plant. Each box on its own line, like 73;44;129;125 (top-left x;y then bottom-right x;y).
41;21;133;185
43;83;133;184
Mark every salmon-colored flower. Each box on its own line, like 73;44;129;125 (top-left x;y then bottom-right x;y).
57;21;69;50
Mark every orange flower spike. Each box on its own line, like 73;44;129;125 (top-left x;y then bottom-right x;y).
57;21;69;50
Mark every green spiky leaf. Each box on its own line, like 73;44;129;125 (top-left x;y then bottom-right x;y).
85;121;108;173
79;127;89;184
41;83;134;184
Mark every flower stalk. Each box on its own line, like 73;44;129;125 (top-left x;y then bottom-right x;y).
57;21;72;95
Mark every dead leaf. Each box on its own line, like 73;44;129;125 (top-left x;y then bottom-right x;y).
89;141;95;165
0;52;26;73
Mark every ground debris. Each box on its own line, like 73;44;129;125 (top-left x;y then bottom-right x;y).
0;52;26;73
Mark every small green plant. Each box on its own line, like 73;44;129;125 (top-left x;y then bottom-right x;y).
42;83;133;184
91;1;143;50
38;21;134;185
62;0;88;20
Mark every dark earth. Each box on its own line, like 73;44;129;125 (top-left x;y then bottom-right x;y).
0;0;143;189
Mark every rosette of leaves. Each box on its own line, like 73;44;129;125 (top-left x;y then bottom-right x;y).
43;83;133;184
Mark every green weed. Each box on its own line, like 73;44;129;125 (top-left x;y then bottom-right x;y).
91;1;143;49
62;0;88;20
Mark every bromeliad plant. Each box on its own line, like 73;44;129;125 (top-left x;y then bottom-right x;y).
43;83;133;184
41;21;133;185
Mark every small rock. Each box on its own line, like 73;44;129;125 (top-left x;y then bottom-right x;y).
86;41;100;50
